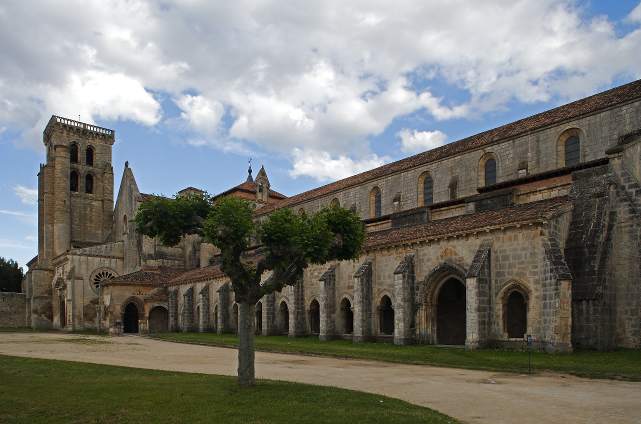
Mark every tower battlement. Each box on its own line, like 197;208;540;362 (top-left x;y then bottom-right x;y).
44;115;114;143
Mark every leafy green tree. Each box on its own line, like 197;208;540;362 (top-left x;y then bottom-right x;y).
136;194;364;386
0;257;24;293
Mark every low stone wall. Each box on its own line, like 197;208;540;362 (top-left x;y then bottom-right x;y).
0;292;26;327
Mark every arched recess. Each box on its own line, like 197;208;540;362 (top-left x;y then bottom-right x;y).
70;170;79;192
418;262;467;345
308;299;320;334
498;281;530;339
330;198;340;208
557;128;584;167
148;306;168;333
418;171;434;207
298;208;306;216
378;295;394;335
369;186;382;218
278;300;290;335
70;143;79;164
85;173;94;194
448;177;458;200
86;145;94;166
121;296;144;334
255;301;263;335
338;297;353;335
478;153;498;187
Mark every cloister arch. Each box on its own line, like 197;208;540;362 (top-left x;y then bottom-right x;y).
338;297;353;335
278;301;290;335
309;299;320;335
498;281;530;339
378;295;394;336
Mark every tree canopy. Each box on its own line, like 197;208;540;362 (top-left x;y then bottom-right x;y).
0;257;24;292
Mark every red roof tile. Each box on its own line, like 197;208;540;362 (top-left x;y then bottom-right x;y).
105;267;184;286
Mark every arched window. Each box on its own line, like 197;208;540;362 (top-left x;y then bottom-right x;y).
85;174;94;194
85;145;94;166
421;174;433;206
565;136;580;167
330;198;340;208
369;187;382;218
69;170;78;192
70;143;78;164
484;158;497;186
449;177;458;200
297;208;306;216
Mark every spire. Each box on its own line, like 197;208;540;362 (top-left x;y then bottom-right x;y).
246;158;254;182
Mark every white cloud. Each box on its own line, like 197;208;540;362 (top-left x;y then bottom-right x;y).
1;1;640;176
0;209;35;218
398;129;448;154
289;148;387;182
177;94;224;136
13;185;37;205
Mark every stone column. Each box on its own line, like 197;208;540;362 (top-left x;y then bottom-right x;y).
199;285;210;332
353;261;373;343
262;293;276;336
393;255;415;345
217;284;230;334
465;240;492;350
168;289;178;332
182;287;194;332
289;278;306;337
319;266;337;341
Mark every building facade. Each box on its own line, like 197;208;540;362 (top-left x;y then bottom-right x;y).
15;80;641;352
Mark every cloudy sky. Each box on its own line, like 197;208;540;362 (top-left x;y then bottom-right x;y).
1;0;641;267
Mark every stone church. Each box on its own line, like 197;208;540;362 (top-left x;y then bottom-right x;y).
13;79;641;351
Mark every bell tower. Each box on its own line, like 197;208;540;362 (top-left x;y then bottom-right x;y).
39;116;115;262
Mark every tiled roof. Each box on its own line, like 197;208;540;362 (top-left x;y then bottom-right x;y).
215;180;287;201
105;267;184;286
257;79;641;216
364;196;571;250
166;265;226;285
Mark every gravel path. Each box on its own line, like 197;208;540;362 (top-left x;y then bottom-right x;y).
1;332;640;424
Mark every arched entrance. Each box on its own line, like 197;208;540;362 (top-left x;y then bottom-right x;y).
278;301;289;335
123;302;139;333
339;298;353;335
309;299;320;335
255;302;263;335
148;306;168;333
506;291;527;338
436;278;466;345
379;295;394;335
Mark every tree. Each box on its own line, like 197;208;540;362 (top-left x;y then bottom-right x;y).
136;193;364;386
0;257;24;293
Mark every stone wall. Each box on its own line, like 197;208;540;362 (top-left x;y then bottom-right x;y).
0;292;26;327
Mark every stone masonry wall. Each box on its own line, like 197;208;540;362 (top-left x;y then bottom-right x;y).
0;293;27;327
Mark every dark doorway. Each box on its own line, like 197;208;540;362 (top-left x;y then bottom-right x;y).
148;306;168;333
436;279;466;345
340;298;353;335
123;302;139;333
379;295;394;335
279;301;289;335
255;302;263;335
309;300;320;334
506;291;527;338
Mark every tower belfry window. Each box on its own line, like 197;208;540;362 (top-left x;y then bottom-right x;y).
70;171;78;192
70;144;78;164
85;174;94;194
86;146;94;166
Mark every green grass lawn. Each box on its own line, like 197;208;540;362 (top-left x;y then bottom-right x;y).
0;355;454;424
153;332;641;381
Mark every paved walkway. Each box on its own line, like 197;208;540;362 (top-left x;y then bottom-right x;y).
1;332;640;424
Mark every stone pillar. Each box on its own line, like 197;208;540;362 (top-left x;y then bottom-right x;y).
290;278;306;337
555;279;573;352
353;260;373;343
262;293;276;336
465;240;492;350
217;284;230;334
319;266;337;341
199;285;210;332
168;289;178;332
393;255;415;345
182;287;194;332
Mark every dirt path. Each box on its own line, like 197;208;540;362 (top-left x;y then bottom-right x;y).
1;333;640;424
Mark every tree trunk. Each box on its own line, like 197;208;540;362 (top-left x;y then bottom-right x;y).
237;302;256;387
